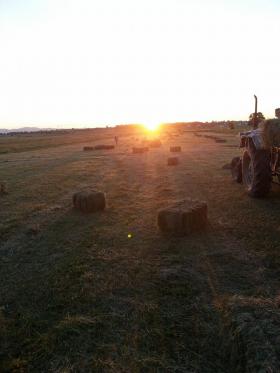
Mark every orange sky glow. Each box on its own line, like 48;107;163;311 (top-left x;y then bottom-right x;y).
0;0;279;128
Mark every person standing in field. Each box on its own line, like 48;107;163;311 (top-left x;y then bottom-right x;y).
114;136;118;145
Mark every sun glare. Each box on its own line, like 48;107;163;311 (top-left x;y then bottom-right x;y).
144;123;159;131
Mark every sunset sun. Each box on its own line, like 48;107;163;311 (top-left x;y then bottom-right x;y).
144;123;160;131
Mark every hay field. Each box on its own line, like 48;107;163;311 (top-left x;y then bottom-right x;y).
1;126;280;372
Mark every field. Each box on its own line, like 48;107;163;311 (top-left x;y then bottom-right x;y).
1;126;280;372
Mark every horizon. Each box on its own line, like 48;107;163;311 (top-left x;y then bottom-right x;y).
1;0;279;129
0;118;249;132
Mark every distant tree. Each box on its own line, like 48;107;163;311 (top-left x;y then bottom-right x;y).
248;112;265;127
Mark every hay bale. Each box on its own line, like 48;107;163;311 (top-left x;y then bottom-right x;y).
157;199;208;235
167;157;179;166
0;182;7;195
260;119;280;148
132;147;149;154
222;296;280;372
215;138;227;143
94;145;115;150
83;146;94;151
170;146;182;153
73;190;106;213
222;163;231;170
204;135;213;139
26;224;40;235
148;139;162;148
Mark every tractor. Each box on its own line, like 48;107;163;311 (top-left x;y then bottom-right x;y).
231;96;280;197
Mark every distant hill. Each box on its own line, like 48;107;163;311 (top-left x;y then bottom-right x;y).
0;127;53;134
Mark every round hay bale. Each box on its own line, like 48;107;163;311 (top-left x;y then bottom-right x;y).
167;157;179;166
170;146;182;152
73;190;106;213
83;146;94;151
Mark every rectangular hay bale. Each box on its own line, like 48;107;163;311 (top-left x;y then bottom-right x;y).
260;119;280;148
170;146;182;152
157;199;208;235
148;139;162;148
94;145;115;150
142;139;162;148
167;157;179;166
132;147;149;154
215;139;227;143
0;182;7;195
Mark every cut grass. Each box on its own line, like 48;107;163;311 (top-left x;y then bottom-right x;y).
1;125;280;372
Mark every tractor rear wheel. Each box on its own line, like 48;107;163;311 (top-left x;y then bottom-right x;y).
242;148;271;197
231;156;242;183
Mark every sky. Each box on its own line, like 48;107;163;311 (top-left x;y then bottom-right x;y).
0;0;279;128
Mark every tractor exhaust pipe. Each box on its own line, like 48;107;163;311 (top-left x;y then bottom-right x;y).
253;95;258;129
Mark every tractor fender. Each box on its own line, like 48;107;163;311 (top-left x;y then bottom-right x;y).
239;129;264;150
